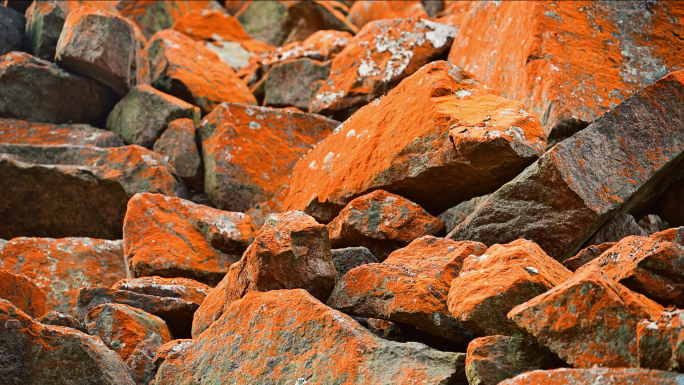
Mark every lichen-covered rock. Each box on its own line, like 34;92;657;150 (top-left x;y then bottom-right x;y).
106;85;199;148
112;276;210;307
638;308;684;372
236;0;289;47
38;311;87;333
116;0;216;39
508;265;664;368
0;117;124;147
450;70;684;262
331;247;378;280
190;274;227;339
586;213;646;246
0;299;135;385
448;239;572;337
85;303;173;385
263;57;331;110
0;269;47;318
499;368;684;385
244;187;289;229
285;61;546;223
199;103;338;212
260;29;352;68
0;52;118;125
283;0;358;45
24;1;69;61
153;118;202;191
439;195;490;233
0;5;24;56
448;1;684;145
0;237;125;315
124;192;257;286
328;236;483;342
154;289;467;384
562;242;615;272
55;6;148;95
0;144;186;239
145;29;256;115
347;1;428;29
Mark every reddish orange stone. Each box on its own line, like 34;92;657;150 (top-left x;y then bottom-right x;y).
348;1;428;29
0;269;47;318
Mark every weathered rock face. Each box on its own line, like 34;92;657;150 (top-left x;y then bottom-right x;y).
199;103;338;212
0;117;123;147
439;195;489;233
0;52;118;125
448;1;684;145
448;239;572;337
283;0;358;45
347;1;428;29
190;275;227;339
38;311;86;333
261;29;352;67
0;5;24;56
145;29;256;115
116;0;215;40
106;85;199;148
0;237;125;315
509;266;664;368
562;242;615;272
85;303;172;385
638;308;684;372
244;187;289;229
310;18;456;115
327;190;446;260
236;0;289;47
24;1;69;61
450;70;684;262
285;61;546;223
112;276;210;306
263;58;331;111
124;193;257;286
331;246;378;280
328;236;484;342
0;269;47;318
499;368;684;385
152;117;202;191
0;144;185;239
586;213;646;246
154;289;467;384
638;214;669;236
0;299;135;385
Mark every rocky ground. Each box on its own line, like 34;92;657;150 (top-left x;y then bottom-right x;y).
1;0;684;384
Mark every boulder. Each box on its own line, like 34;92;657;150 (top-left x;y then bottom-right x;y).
0;269;47;318
562;242;615;272
448;239;572;336
508;265;664;368
116;0;216;40
124;192;257;286
0;5;24;56
439;195;489;233
0;237;125;315
0;52;118;125
24;1;69;61
331;247;378;280
499;368;684;385
152;117;202;191
199;103;338;212
0;117;124;147
261;29;352;68
638;307;684;372
328;236;484;342
284;61;546;223
154;289;467;384
263;57;331;110
450;70;684;262
38;311;86;333
348;1;428;29
638;214;669;235
283;1;358;45
190;274;227;338
586;212;646;246
112;276;210;307
236;0;289;47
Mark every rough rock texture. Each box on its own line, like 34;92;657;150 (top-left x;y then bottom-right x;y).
38;311;86;333
348;1;428;29
116;0;215;40
448;239;572;337
586;213;646;246
509;265;664;368
145;29;256;115
286;61;546;223
154;289;468;384
327;190;446;260
0;5;24;56
448;1;684;145
639;214;669;236
55;6;148;96
450;70;684;262
0;144;186;240
124;193;257;286
199;103;338;212
236;0;289;47
499;368;684;385
112;276;209;310
0;52;118;125
190;274;227;339
331;247;378;280
328;236;484;342
244;187;289;229
0;299;135;385
0;237;125;315
310;18;456;115
283;0;358;45
580;227;684;308
562;242;615;272
638;307;684;372
0;269;47;318
153;118;202;191
85;303;173;385
263;58;331;111
260;29;352;68
0;117;124;147
106;84;200;148
439;195;489;233
24;1;69;61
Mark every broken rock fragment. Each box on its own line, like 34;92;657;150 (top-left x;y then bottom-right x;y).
638;307;684;372
263;57;331;111
499;368;684;385
347;1;428;29
0;117;123;147
191;274;228;338
562;242;615;272
24;1;69;61
112;276;210;307
153;118;203;191
0;5;24;56
0;269;47;318
331;247;378;280
38;311;86;333
235;0;289;47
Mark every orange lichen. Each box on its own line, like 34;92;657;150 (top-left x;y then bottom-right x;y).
347;1;428;29
0;269;47;318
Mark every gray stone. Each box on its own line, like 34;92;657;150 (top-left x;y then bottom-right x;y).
438;195;490;233
153;117;202;191
24;1;68;61
237;1;289;46
263;58;331;111
331;247;378;280
0;5;24;56
586;212;646;246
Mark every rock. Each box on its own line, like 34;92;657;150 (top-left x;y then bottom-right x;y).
328;236;483;342
190;275;227;338
466;336;565;385
586;213;646;246
439;195;489;233
151;339;193;375
310;18;457;115
450;70;684;262
85;303;173;385
0;144;186;239
112;276;210;306
0;117;124;147
366;318;406;342
38;311;86;333
124;192;257;286
580;227;684;307
236;0;289;47
284;61;546;223
0;299;135;385
423;0;446;18
261;29;352;67
24;1;69;61
244;187;289;229
508;265;663;368
106;85;200;148
263;58;331;110
499;368;684;385
0;51;118;125
76;286;198;339
331;246;378;280
327;190;446;260
0;5;24;56
0;269;47;318
145;29;256;115
347;1;428;29
199;102;338;212
154;289;467;384
638;307;684;372
639;214;669;235
152;118;202;191
283;1;358;45
435;1;473;26
0;237;125;315
116;0;215;40
55;6;148;96
562;242;615;272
